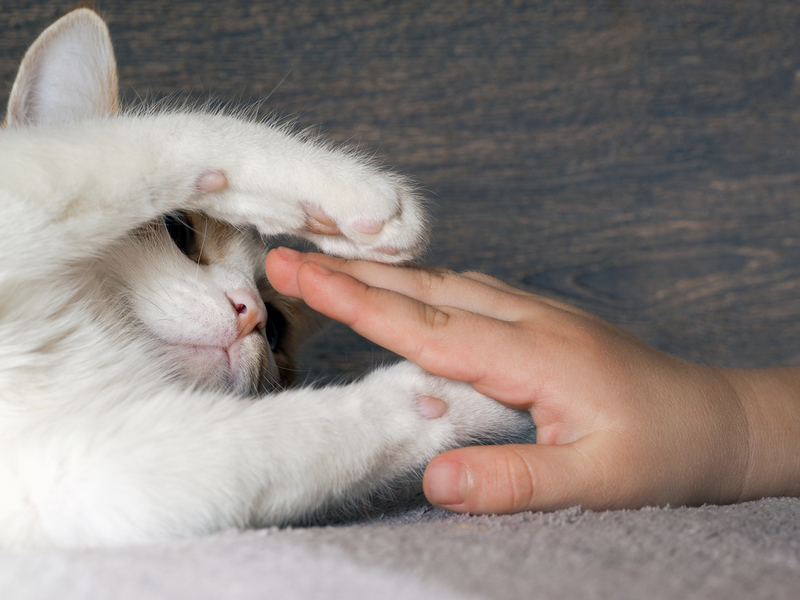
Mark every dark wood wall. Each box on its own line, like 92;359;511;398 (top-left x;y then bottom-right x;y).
4;0;800;377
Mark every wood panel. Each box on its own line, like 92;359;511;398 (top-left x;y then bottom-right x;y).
3;0;800;377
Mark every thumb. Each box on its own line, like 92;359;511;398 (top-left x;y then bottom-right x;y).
422;441;609;514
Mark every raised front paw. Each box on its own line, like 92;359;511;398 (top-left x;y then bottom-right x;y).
197;163;426;263
296;170;427;263
185;113;429;264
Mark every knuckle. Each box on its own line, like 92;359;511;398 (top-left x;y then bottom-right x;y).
419;303;451;331
475;449;537;513
503;448;536;510
538;313;613;364
327;255;353;271
406;304;451;365
414;266;457;295
408;305;451;367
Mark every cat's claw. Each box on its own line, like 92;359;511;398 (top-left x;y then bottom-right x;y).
299;202;421;262
303;205;341;236
303;206;386;237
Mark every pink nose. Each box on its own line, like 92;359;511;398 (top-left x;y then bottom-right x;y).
226;288;268;339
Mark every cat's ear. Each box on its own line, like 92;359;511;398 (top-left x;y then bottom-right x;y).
4;8;119;128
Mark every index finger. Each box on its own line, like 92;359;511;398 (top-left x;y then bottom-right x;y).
266;247;535;322
293;260;543;406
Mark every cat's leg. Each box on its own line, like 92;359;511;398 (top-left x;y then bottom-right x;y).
0;112;426;281
245;362;531;525
0;363;528;548
138;112;428;262
4;7;425;267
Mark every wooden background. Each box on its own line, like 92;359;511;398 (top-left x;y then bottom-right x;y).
3;0;800;378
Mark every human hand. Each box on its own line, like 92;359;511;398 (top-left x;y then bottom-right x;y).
265;247;800;514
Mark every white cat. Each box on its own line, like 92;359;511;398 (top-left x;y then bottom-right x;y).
0;8;527;548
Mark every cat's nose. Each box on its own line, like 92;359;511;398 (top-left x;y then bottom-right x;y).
227;289;268;339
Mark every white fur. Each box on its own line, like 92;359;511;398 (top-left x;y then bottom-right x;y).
0;9;527;548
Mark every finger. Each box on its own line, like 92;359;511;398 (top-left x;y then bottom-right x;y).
266;247;534;321
265;247;306;297
459;271;534;296
422;439;624;514
267;247;589;322
459;270;599;319
292;260;540;399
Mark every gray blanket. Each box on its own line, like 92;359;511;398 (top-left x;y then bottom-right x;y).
4;499;800;599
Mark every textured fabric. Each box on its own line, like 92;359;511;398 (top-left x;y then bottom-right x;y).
3;499;800;599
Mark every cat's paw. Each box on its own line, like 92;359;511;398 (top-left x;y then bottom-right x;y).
185;114;429;264
196;164;426;263
371;362;533;460
295;170;427;263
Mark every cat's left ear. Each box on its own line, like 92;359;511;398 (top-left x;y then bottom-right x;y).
4;8;119;128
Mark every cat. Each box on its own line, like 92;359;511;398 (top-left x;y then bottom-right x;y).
0;8;528;548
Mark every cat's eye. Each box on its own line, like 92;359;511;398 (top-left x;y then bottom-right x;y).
264;303;286;352
163;212;196;257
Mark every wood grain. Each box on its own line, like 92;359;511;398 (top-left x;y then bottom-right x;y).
3;0;800;377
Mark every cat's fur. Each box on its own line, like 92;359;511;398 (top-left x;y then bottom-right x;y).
0;8;526;548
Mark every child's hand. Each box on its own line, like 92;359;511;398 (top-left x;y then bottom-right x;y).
266;247;800;514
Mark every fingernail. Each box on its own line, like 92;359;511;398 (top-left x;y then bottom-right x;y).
275;246;301;260
425;460;468;506
306;261;333;276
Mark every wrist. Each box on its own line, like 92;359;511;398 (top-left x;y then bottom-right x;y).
720;367;800;501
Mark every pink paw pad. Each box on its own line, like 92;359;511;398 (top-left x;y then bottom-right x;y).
303;206;387;237
197;171;228;192
350;217;384;235
415;395;448;419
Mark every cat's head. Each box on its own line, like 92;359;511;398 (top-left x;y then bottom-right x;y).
99;210;322;395
4;8;323;394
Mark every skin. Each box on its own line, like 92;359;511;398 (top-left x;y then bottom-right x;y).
265;246;800;515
